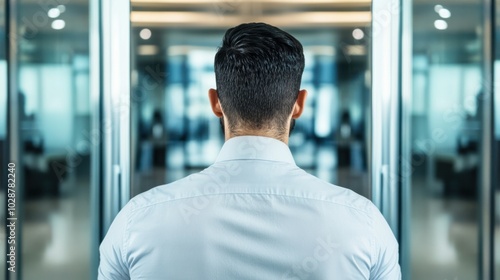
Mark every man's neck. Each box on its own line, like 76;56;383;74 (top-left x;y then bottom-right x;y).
225;130;289;145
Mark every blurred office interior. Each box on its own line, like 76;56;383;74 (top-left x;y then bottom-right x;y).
0;0;499;279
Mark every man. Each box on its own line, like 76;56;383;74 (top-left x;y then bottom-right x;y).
99;22;401;279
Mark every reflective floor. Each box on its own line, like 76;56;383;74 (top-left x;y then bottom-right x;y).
411;177;479;279
0;175;91;280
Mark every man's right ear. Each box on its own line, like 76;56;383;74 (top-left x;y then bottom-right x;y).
291;89;308;119
208;89;224;117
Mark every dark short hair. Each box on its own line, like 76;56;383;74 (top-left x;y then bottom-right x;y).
214;22;305;134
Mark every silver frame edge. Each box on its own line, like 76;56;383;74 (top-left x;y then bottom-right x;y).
371;0;401;234
480;0;495;278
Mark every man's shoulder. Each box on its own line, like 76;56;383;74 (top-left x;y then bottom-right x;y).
128;164;376;218
285;169;376;216
126;173;204;212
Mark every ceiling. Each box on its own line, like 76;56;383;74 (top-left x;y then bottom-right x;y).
0;0;494;63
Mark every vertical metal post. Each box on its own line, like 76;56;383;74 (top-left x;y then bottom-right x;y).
101;0;114;236
479;0;495;278
371;0;401;235
101;0;131;234
116;0;131;211
399;0;412;278
5;0;21;279
89;0;102;278
91;0;131;275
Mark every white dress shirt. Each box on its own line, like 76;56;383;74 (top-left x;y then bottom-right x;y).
99;136;401;280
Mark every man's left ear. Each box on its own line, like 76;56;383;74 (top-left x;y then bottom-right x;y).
208;88;224;118
292;89;307;119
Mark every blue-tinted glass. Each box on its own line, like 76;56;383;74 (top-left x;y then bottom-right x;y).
411;1;482;278
130;3;372;202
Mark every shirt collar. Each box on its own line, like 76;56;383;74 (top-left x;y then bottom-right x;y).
215;136;296;165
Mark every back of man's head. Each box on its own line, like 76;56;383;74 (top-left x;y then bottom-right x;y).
214;22;305;136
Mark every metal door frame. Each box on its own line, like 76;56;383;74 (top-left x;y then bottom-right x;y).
89;0;131;277
91;0;497;279
370;0;401;243
480;0;495;278
5;0;22;279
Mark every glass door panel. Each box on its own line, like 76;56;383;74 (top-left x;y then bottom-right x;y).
494;0;500;275
410;0;484;278
129;0;373;201
1;0;7;278
12;1;92;279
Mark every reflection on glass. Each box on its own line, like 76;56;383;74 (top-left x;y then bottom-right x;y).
495;0;500;273
16;1;91;279
130;1;372;200
411;1;482;278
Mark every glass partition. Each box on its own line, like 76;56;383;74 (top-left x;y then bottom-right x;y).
494;0;500;274
15;1;92;279
1;0;7;278
410;0;483;278
130;1;373;200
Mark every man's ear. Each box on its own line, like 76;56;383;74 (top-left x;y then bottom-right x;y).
208;88;224;117
292;89;307;119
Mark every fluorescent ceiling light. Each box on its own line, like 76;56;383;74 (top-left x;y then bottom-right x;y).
257;0;370;2
306;46;336;56
434;19;447;30
51;19;65;30
131;0;370;4
57;5;66;13
138;45;160;55
438;8;451;19
48;8;60;18
131;11;371;28
168;45;219;56
345;45;366;56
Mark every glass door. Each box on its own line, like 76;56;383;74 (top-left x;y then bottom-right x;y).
126;0;404;272
96;0;499;280
128;0;374;199
493;0;500;276
96;0;405;277
405;0;496;279
103;0;400;273
3;0;94;280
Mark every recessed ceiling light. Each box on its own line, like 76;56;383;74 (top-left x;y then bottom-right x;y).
434;19;447;30
140;28;152;40
434;4;443;13
48;8;60;18
57;5;66;13
352;28;364;40
438;8;451;18
51;19;66;30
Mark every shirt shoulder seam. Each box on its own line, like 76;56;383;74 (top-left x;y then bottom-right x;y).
123;205;131;272
129;192;373;216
